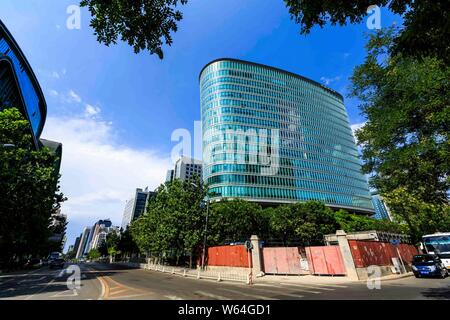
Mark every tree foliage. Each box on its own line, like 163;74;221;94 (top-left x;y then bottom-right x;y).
208;199;268;245
384;188;450;243
284;0;449;62
80;0;188;59
351;29;449;205
130;175;207;266
0;107;66;269
88;248;101;260
350;29;449;240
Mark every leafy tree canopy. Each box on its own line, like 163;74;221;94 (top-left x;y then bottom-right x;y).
80;0;188;59
351;29;449;205
0;107;65;269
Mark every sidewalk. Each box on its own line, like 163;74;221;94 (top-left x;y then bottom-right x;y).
254;272;414;285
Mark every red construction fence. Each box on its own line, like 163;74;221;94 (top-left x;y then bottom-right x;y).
349;240;418;268
305;246;346;275
262;247;305;275
206;245;251;268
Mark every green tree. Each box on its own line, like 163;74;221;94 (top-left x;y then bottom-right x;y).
384;188;450;243
351;29;449;206
105;231;121;261
0;107;65;269
80;0;188;59
334;209;406;234
284;0;449;62
98;240;108;257
208;199;267;245
117;228;139;257
88;248;101;260
130;175;207;267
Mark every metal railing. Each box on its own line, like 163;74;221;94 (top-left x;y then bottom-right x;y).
135;260;252;284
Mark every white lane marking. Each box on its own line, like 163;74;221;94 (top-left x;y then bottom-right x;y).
50;289;79;298
57;270;66;278
24;278;56;300
23;268;64;300
278;283;335;291
195;291;231;300
314;283;348;288
18;275;46;283
273;292;308;299
220;288;278;300
165;295;183;300
252;284;321;294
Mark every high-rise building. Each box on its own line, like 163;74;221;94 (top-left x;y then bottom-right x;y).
165;169;175;183
84;219;112;254
72;234;82;256
121;187;155;230
200;58;374;214
76;227;91;259
371;191;392;221
166;156;203;183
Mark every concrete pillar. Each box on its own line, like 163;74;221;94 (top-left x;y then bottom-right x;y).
250;235;263;277
336;230;359;280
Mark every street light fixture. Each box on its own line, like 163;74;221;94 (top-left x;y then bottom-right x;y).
191;182;210;270
1;143;16;149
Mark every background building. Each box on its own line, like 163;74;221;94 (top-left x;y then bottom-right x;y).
121;187;155;230
200;58;374;214
165;169;175;183
166;156;203;183
76;227;90;259
371;191;393;221
84;219;112;254
72;234;81;256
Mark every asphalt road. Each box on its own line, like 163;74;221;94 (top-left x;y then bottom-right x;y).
0;263;449;300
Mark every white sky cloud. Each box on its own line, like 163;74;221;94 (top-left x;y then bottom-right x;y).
320;76;342;85
67;90;82;103
41;115;172;228
84;104;101;117
48;89;58;97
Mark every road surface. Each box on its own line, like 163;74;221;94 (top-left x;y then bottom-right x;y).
0;263;449;300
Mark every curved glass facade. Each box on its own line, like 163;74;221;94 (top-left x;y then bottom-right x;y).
0;20;46;144
200;59;374;214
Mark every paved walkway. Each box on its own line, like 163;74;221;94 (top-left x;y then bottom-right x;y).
254;272;414;285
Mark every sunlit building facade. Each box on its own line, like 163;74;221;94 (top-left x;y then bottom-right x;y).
200;58;374;214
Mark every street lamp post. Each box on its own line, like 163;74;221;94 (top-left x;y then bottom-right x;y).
191;182;210;270
201;198;209;270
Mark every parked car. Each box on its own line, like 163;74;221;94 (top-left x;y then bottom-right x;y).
412;254;448;278
49;258;65;269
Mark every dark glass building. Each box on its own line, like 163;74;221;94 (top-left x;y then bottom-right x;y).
200;58;374;214
1;19;62;174
0;19;46;148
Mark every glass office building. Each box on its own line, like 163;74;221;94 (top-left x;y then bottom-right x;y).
0;19;47;148
200;58;374;214
371;192;392;220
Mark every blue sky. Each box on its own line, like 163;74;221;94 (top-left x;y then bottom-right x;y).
1;1;401;249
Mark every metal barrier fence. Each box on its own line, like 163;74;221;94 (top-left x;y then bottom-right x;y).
138;261;252;284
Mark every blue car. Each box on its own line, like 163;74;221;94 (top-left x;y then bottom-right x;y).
412;254;448;278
